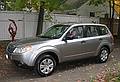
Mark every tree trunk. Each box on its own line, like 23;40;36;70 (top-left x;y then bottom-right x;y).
111;0;115;34
109;0;114;34
109;1;112;32
109;1;111;18
36;1;45;36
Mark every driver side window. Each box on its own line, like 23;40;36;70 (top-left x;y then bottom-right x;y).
66;26;83;40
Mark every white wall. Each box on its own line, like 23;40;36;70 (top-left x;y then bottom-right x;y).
0;12;24;40
0;11;99;40
0;11;38;40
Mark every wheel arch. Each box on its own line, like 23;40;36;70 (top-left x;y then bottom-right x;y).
34;51;59;66
96;43;110;56
100;45;110;53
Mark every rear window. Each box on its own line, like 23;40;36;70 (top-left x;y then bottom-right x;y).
97;26;108;35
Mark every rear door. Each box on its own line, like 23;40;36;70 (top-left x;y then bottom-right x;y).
79;25;100;57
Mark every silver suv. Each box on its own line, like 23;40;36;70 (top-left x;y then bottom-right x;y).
6;23;114;76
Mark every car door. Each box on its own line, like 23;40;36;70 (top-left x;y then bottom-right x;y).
79;25;100;57
60;26;85;61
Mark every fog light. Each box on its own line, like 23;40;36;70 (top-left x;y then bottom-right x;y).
5;54;8;59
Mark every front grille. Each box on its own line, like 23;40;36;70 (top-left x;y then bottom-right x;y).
7;44;16;53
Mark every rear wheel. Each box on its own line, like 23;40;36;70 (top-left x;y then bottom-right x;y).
35;54;56;76
97;47;110;63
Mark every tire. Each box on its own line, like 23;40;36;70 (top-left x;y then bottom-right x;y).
97;47;110;63
35;54;56;76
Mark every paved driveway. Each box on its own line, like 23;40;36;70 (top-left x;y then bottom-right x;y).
0;39;120;82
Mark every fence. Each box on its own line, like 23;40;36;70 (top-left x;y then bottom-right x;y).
100;18;119;36
0;11;99;40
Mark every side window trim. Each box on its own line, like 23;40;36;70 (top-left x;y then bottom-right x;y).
76;25;84;38
84;25;92;37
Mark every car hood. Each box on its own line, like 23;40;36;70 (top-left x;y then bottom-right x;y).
11;37;51;47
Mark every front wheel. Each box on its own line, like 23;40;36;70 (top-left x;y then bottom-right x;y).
35;54;56;76
97;47;110;63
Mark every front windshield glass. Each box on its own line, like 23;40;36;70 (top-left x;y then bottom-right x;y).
40;25;70;39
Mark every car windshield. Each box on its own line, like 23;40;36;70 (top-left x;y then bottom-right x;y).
38;25;70;39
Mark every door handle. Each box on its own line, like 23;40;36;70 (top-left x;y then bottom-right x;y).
81;41;86;44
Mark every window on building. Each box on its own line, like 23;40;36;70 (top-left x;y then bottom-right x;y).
90;12;95;17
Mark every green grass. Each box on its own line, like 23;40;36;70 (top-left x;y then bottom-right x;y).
112;74;120;82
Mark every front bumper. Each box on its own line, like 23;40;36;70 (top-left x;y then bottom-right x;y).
5;53;23;61
5;50;34;66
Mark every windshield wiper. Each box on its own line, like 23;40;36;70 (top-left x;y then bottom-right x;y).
37;35;58;39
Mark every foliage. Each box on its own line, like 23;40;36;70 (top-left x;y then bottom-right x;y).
88;0;108;6
44;0;65;12
5;0;66;12
60;3;74;10
6;0;27;11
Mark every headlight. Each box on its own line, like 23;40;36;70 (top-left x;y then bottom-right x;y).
14;45;32;53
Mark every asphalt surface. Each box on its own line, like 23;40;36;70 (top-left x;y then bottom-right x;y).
0;39;120;82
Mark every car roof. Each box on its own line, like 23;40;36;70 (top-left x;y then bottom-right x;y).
56;23;107;27
71;23;107;27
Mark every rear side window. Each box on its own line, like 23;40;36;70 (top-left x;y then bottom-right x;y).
84;25;99;37
97;26;108;35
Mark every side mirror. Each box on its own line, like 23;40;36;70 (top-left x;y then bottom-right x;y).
62;36;67;43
